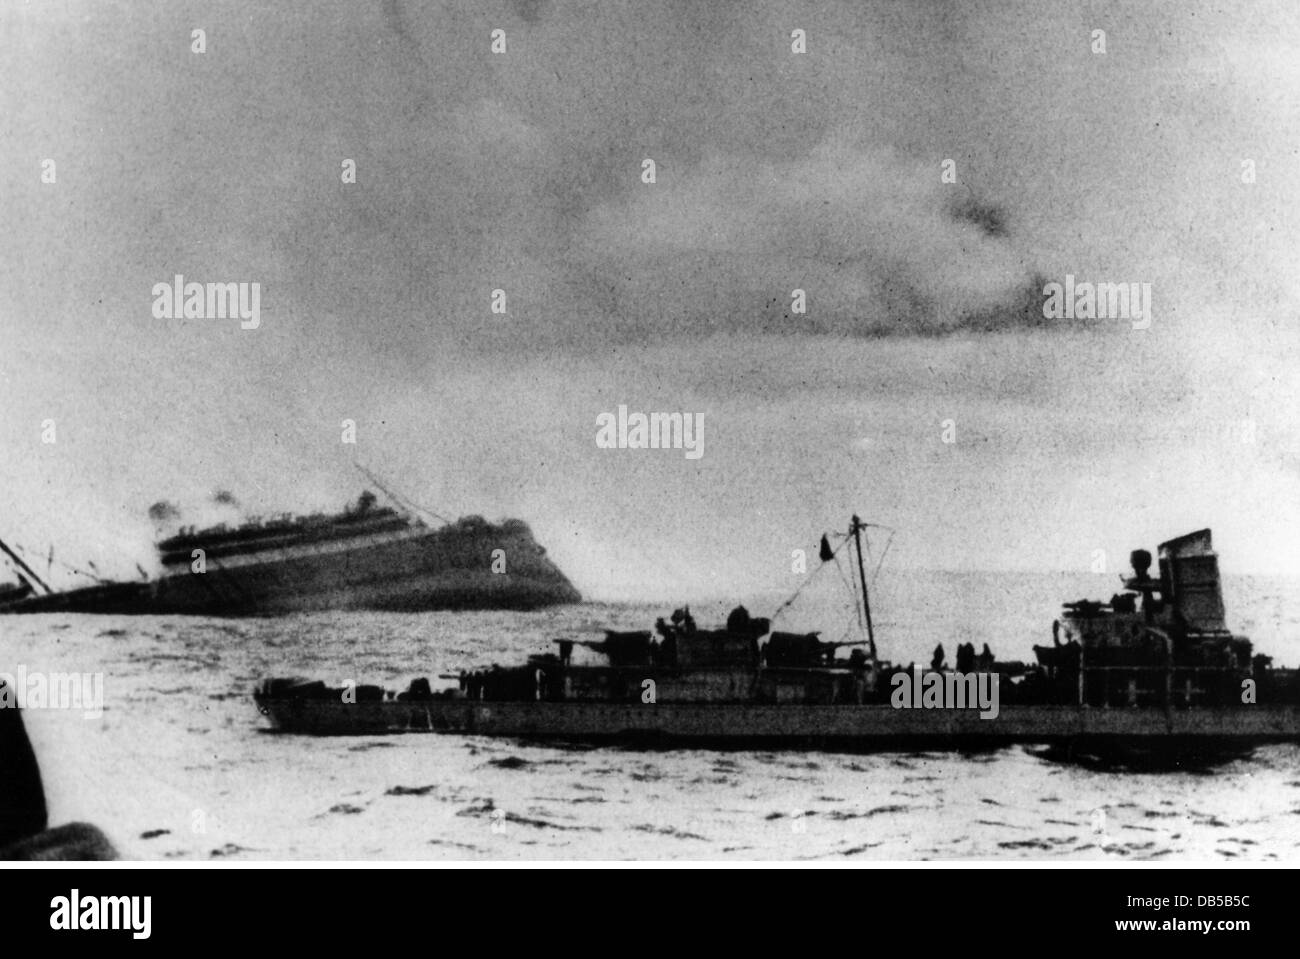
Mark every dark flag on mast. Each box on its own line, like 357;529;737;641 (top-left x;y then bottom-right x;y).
819;535;834;563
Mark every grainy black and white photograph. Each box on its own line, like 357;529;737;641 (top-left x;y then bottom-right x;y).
3;0;1300;885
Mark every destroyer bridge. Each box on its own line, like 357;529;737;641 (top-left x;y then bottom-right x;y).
253;522;1300;751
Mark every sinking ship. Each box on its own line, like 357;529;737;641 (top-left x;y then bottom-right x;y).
0;491;580;616
254;520;1300;752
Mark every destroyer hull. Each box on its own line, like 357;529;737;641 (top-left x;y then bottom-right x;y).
254;698;1300;747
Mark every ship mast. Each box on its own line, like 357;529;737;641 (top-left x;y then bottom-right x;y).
850;515;877;662
0;536;54;594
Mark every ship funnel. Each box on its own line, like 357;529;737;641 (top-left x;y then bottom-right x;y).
1157;529;1227;634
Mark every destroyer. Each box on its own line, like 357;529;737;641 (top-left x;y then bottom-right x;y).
254;521;1300;750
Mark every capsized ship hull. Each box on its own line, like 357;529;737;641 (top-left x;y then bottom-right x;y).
0;512;580;615
144;520;579;614
254;697;1300;747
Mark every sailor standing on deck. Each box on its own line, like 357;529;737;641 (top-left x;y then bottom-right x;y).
931;644;946;671
849;648;870;704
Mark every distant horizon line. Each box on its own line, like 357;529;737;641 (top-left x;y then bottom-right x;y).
583;565;1300;605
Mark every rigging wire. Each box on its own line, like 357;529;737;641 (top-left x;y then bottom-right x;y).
353;461;452;525
769;528;874;643
872;530;895;585
769;532;850;625
830;550;864;633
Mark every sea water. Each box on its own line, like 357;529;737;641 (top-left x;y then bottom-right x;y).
5;571;1300;860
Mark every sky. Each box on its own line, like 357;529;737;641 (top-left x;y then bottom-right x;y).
2;0;1299;599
